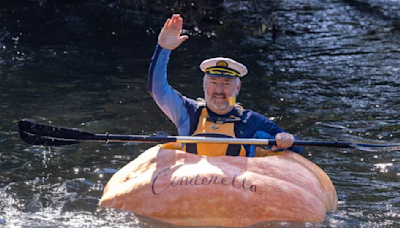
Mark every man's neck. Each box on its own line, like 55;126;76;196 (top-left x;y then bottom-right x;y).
206;105;234;117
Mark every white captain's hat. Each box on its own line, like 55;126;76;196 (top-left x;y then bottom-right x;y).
200;57;248;78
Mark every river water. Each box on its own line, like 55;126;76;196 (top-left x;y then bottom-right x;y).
1;0;400;227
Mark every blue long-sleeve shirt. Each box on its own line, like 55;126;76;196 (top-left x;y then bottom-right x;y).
148;45;303;155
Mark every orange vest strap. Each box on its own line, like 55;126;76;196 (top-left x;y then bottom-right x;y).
183;108;246;157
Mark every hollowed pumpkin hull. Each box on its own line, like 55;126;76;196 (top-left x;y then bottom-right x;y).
99;145;337;227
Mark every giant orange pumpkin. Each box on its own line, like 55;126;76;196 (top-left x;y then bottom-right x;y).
99;145;337;227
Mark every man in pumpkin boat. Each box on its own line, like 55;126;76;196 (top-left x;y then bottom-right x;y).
148;14;302;157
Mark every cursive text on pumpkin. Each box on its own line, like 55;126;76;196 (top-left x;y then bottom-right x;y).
152;167;261;195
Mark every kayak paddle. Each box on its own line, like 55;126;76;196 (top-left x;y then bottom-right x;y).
18;119;400;152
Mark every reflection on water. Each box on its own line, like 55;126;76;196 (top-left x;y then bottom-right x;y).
1;0;400;227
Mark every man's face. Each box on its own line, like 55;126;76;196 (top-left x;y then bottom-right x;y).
203;75;241;114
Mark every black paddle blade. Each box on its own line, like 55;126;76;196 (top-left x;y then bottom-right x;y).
19;132;82;146
18;120;93;146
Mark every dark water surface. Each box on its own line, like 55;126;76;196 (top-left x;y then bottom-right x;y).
1;0;400;227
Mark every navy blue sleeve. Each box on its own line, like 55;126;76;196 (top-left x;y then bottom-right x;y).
148;45;201;136
244;110;303;154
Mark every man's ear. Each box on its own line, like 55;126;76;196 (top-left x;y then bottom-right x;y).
202;75;207;92
236;81;242;96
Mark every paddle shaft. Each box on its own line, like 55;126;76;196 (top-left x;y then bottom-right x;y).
50;132;353;148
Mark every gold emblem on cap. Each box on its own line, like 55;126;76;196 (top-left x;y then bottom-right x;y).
216;60;228;67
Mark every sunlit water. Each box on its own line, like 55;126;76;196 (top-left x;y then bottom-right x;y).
1;0;400;227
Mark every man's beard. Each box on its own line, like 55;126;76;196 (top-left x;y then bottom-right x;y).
206;93;229;111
